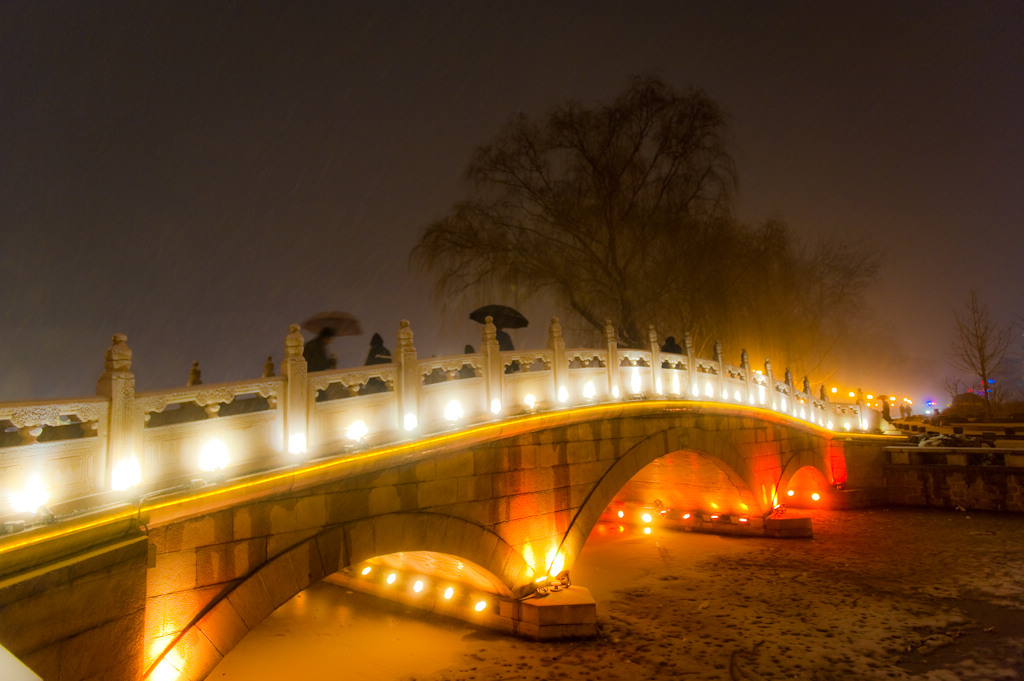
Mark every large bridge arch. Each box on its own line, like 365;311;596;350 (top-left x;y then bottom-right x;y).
148;511;525;680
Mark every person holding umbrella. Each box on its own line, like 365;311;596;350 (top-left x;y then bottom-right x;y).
303;327;337;372
300;310;361;372
469;304;527;351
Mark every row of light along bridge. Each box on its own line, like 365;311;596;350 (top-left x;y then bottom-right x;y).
0;317;881;681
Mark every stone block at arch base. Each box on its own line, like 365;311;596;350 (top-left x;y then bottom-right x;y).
327;572;597;640
678;513;813;538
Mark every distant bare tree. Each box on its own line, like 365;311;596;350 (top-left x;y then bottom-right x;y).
943;376;963;404
951;290;1015;419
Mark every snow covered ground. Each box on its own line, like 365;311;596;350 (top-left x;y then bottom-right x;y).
212;508;1024;680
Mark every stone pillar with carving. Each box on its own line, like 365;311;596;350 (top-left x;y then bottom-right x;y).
741;349;753;403
96;333;138;487
684;332;695;396
764;358;775;408
482;316;503;411
282;324;308;453
548;318;567;401
397;320;420;429
647;325;661;395
713;340;725;399
605;320;620;399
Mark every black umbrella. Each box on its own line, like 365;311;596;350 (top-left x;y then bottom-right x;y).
301;310;362;336
469;304;528;329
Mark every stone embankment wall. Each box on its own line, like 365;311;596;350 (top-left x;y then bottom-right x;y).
885;463;1024;512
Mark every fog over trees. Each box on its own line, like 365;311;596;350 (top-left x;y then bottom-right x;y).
412;77;879;384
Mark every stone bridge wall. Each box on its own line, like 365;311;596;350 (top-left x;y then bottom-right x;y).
2;403;855;681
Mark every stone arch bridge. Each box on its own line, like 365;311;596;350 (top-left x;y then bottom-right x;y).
0;399;858;681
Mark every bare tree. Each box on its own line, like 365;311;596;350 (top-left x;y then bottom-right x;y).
951;290;1014;419
412;77;879;375
412;76;736;347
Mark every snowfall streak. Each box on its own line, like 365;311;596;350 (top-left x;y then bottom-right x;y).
0;318;883;680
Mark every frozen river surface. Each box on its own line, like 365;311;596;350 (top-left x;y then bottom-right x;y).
210;508;1024;680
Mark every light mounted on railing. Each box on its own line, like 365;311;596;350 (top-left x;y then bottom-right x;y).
557;386;569;404
404;413;418;432
444;399;463;423
630;367;642;395
288;432;307;456
111;455;142;492
346;420;369;443
524;394;537;411
671;374;681;395
490;399;501;415
199;438;229;478
9;474;49;515
582;381;596;401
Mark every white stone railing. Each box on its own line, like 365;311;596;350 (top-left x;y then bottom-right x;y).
0;318;874;525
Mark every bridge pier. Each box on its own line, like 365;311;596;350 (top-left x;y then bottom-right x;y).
327;570;597;640
0;516;149;680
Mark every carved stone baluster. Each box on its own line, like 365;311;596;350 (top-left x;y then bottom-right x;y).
549;318;567;402
605;320;619;399
647;325;660;395
283;324;307;453
188;361;202;386
482;316;503;412
397;320;419;430
684;332;695;396
96;333;139;488
713;340;725;400
741;349;752;404
764;359;775;408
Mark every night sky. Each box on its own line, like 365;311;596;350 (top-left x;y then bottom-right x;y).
2;1;1021;405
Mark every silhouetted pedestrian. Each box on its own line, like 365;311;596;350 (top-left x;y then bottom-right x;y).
304;328;337;372
661;336;683;354
364;333;392;365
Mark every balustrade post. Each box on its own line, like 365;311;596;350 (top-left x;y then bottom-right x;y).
764;358;775;408
820;384;832;427
396;320;420;429
856;388;866;431
604;320;620;399
684;332;695;396
96;333;138;487
647;325;661;395
548;318;567;401
741;349;752;404
282;324;308;453
713;340;725;400
482;317;503;411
